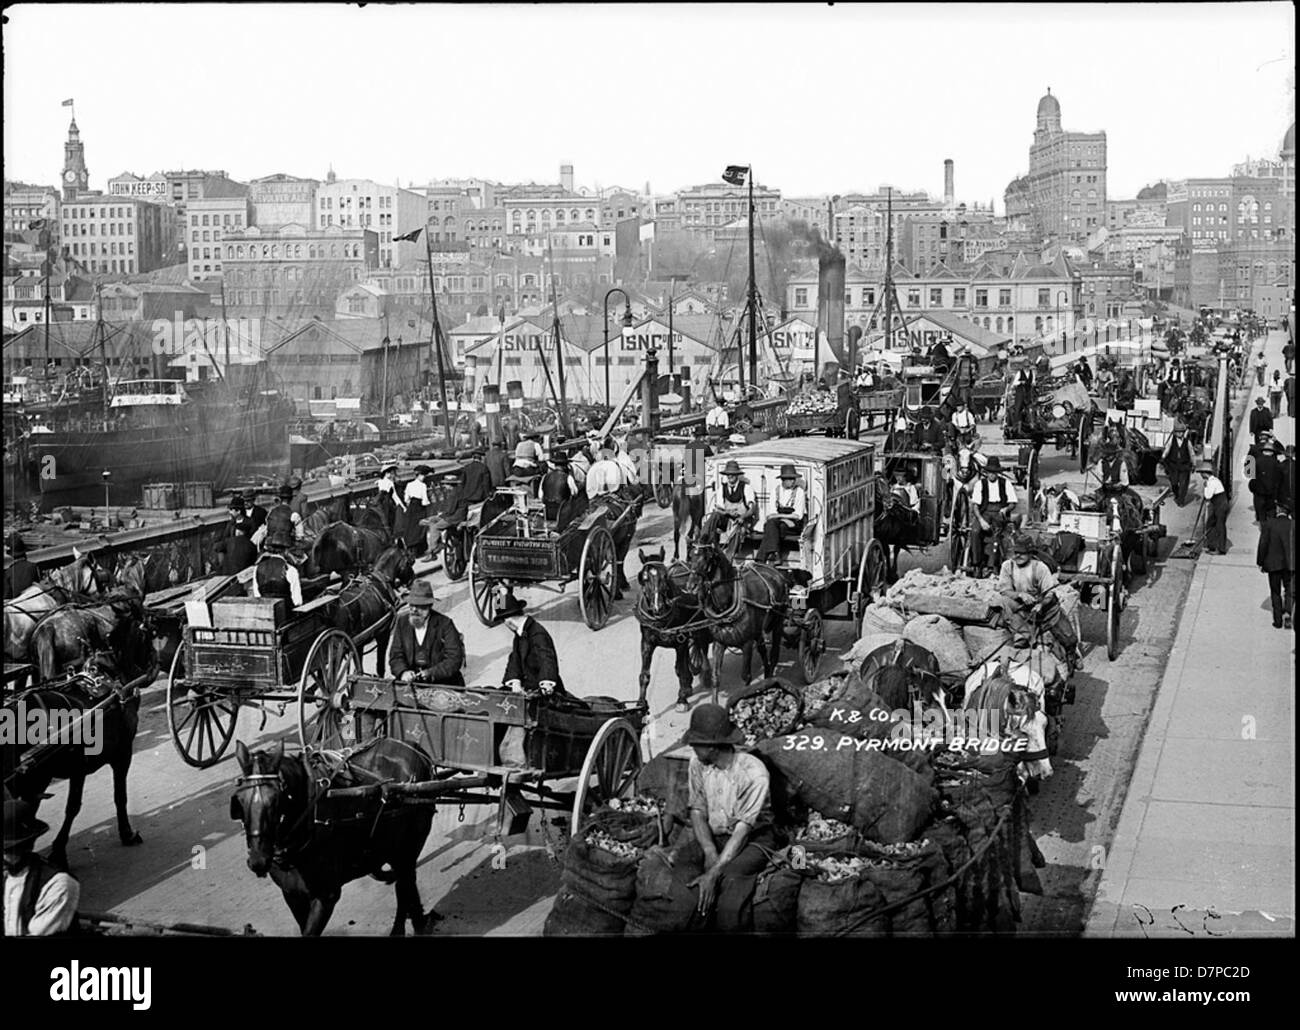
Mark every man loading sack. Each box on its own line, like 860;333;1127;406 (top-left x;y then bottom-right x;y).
997;534;1079;657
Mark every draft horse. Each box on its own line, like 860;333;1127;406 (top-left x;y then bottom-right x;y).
634;547;711;709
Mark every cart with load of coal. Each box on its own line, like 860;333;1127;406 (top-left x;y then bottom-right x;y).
543;643;1051;936
777;379;862;439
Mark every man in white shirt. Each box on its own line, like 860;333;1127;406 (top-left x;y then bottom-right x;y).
890;465;921;521
950;400;977;444
585;440;625;500
4;799;80;936
969;455;1019;575
705;459;757;552
854;365;876;391
705;401;731;433
758;464;807;563
1197;460;1229;554
612;435;641;489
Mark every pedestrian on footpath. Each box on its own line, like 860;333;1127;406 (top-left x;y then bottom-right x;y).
1247;435;1287;524
1283;337;1295;376
1255;498;1294;630
1249;397;1273;440
1255;351;1268;387
1196;461;1229;555
1285;373;1295;417
1269;370;1284;418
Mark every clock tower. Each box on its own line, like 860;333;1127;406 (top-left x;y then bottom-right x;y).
62;115;89;200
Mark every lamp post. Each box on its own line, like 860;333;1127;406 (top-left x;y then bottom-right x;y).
101;469;111;524
602;287;633;407
1056;289;1070;354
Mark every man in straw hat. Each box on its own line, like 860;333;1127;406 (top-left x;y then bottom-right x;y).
251;527;303;610
4;798;80;936
1196;460;1229;555
758;465;807;564
388;580;465;686
1160;421;1195;506
4;532;39;600
678;703;776;930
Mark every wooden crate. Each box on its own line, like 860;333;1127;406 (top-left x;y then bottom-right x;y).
1059;510;1107;541
141;483;180;510
212;597;284;630
182;481;214;508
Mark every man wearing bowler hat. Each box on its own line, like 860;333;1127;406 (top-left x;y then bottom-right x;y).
704;459;757;553
498;593;567;696
758;465;806;563
680;703;775;931
4;798;80;936
388;580;465;686
968;454;1018;576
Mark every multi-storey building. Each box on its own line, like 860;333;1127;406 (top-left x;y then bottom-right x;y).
3;184;61;249
59;196;169;275
900;206;1000;272
220;224;377;317
1165;176;1283;244
1;259;95;330
315;178;427;269
1105;198;1167;231
676;181;781;242
502;189;600;241
249;174;319;231
1017;89;1107;243
185;196;252;280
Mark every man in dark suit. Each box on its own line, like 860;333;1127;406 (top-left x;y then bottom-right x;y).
4;534;39;600
499;594;567;695
388;580;465;685
462;448;494;504
1248;397;1273;439
215;523;258;576
1256;498;1294;629
1249;436;1289;525
485;441;511;488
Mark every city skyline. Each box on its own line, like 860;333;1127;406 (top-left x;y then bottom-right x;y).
3;3;1295;207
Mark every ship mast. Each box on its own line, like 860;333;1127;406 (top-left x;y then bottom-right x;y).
423;230;453;451
883;188;895;353
546;234;571;435
95;283;110;431
747;165;758;393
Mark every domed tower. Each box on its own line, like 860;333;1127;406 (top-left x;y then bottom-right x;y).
1035;88;1062;141
1281;122;1295;197
62;114;89;200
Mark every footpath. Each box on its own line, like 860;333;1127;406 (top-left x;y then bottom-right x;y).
1085;328;1295;937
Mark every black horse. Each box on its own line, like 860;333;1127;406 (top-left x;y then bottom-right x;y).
327;544;414;677
310;521;391;575
686;542;789;693
634;547;710;709
231;738;437;936
871;475;920;581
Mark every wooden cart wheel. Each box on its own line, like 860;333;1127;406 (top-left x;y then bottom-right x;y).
467;539;498;626
167;646;240;769
298;629;361;750
578;525;616;630
1027;446;1041;497
570;718;644;837
443;529;468;582
845;406;861;441
799;608;825;683
948;490;970;573
1078;413;1091;473
1106;541;1124;661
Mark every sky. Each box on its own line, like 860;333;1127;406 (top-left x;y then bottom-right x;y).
3;3;1295;210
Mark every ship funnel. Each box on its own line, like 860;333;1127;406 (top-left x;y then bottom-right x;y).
817;250;848;370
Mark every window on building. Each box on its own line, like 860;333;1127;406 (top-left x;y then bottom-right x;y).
975;289;988;309
1037;288;1050;308
999;288;1011;307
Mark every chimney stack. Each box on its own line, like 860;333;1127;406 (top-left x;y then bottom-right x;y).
817;250;848;369
560;163;574;193
944;159;955;209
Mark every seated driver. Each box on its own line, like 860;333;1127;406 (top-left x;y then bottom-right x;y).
969;455;1019;576
997;535;1079;655
758;464;806;563
891;465;921;523
426;469;471;558
388;580;465;686
705;459;756;545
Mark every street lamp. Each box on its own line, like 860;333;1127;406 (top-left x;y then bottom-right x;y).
1056;289;1070;353
602;287;633;407
101;469;111;524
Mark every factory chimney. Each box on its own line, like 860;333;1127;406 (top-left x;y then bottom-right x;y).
560;163;574;193
944;159;955;209
816;248;848;368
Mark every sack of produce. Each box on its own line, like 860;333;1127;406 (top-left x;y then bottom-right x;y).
554;805;662;934
801;671;850;722
795;853;889;936
727;677;804;746
859;602;906;638
840;632;904;669
1008;646;1063;690
543;886;626;937
758;739;936;843
933;746;1020;812
752;864;804;936
1051;583;1080;621
962;624;1012;665
634;754;692;829
792;809;863;854
903;614;970;676
857;838;948;935
626;845;706;936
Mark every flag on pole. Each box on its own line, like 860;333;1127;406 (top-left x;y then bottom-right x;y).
722;165;748;186
393;227;423;243
62;98;74;107
28;219;48;231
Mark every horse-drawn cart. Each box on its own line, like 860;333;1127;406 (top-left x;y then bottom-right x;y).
165;568;397;767
1023;482;1169;660
778;382;862;440
318;677;648;837
700;439;889;682
467;485;641;631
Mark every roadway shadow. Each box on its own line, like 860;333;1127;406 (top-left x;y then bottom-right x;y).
422;848;562;936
